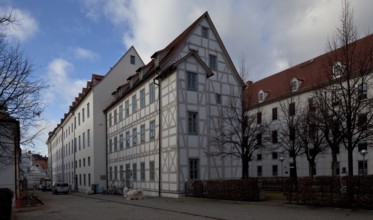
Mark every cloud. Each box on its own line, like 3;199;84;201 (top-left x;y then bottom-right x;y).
74;47;99;61
0;6;38;42
45;58;86;106
79;0;373;81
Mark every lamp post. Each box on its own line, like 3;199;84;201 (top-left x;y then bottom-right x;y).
360;149;368;175
279;156;285;192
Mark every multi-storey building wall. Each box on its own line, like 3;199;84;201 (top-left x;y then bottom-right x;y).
47;47;144;191
246;34;373;178
105;12;245;197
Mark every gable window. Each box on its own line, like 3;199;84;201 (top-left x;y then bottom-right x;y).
130;55;136;65
201;26;209;38
149;82;156;103
272;107;278;120
209;54;217;70
358;83;368;100
187;72;198;91
216;94;222;104
289;102;295;116
189;159;199;180
188;111;198;134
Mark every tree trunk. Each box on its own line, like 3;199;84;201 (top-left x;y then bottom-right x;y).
308;159;315;177
331;147;338;176
348;148;354;176
242;156;249;179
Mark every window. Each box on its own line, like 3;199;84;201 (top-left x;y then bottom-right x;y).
87;129;90;147
272;152;278;160
150;120;155;139
331;90;339;106
308;98;315;112
257;166;262;177
140;89;145;109
132;128;137;146
272;107;277;120
140;124;145;143
289;102;295;116
358;83;368;100
114;109;118;124
109;139;112;153
188;112;198;134
358;113;368;130
132;163;137;181
83;132;85;149
82;108;85;122
114;166;118;180
79;159;81;168
79;174;82;185
126;131;130;148
332;62;344;78
149;161;155;181
257;112;262;124
130;55;136;65
216;94;222;104
201;26;209;38
272;130;278;143
140;162;145;181
88;173;91;186
119;105;123;121
119;134;124;149
272;165;278;176
114;136;118;151
187;72;198;91
79;135;81;150
358;160;368;175
88;157;90;166
87;103;90;118
258;91;265;103
149;82;155;103
74;117;76;129
209;54;217;70
120;165;124;180
132;95;137;112
109;167;112;181
189;159;199;180
83;158;86;167
256;133;262;145
108;113;112;127
291;79;298;92
78;112;81;125
257;154;262;161
125;100;129;117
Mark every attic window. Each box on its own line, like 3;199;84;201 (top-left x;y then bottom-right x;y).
291;79;299;92
130;55;136;65
332;62;344;79
201;26;209;38
258;90;266;103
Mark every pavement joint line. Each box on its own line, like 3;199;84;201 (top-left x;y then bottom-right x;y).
71;193;226;220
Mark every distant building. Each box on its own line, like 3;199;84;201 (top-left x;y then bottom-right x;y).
20;151;49;188
104;12;245;197
47;47;144;191
246;34;373;178
0;105;21;205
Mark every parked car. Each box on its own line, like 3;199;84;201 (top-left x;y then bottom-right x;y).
52;182;69;194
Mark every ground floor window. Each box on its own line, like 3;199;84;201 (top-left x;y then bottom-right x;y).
257;166;262;177
149;161;155;181
358;160;368;175
189;159;199;180
272;165;278;177
140;162;145;181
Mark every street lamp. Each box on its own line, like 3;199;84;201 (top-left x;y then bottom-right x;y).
360;149;368;175
279;156;284;177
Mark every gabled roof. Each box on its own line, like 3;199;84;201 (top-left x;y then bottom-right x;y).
245;33;373;109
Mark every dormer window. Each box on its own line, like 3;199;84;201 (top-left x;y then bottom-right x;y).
291;78;301;92
258;90;266;103
333;62;344;79
201;26;209;38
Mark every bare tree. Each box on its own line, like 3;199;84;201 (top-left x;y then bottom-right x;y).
0;12;45;165
315;0;373;176
277;96;304;180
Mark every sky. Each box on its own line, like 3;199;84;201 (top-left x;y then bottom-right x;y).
1;0;373;156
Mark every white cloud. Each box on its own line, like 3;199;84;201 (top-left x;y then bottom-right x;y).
45;58;86;106
74;47;99;61
0;6;38;42
80;0;373;81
